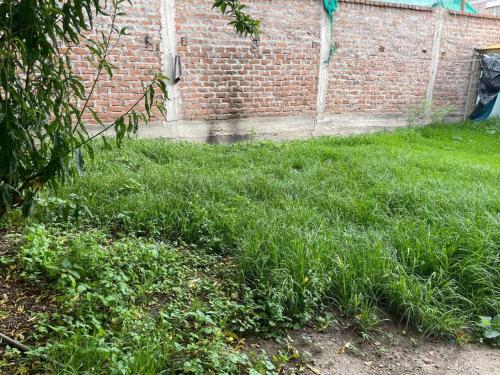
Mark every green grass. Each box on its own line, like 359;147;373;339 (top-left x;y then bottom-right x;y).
49;120;500;339
4;121;499;373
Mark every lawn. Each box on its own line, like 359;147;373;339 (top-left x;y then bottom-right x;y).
1;121;499;373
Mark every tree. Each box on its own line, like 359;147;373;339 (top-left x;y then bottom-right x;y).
0;0;259;219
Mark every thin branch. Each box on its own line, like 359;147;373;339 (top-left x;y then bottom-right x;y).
19;81;156;192
77;87;151;147
73;1;121;133
0;332;31;352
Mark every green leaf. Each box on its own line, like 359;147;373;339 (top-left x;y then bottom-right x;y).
484;329;500;339
491;315;500;329
62;259;72;269
479;316;492;328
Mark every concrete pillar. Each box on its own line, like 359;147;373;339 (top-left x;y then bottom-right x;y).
425;8;446;119
314;7;332;134
160;0;181;134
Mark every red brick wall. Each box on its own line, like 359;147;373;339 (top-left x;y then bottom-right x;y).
72;0;163;125
324;2;435;114
175;0;321;120
433;13;500;115
77;0;500;128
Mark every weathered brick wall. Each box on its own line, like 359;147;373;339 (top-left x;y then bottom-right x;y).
324;1;436;114
78;0;500;135
175;0;321;120
72;0;163;125
172;0;500;123
433;12;500;115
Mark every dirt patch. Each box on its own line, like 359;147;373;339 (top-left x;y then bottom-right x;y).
250;317;499;375
0;230;56;356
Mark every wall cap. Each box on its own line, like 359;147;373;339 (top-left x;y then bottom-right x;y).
340;0;500;20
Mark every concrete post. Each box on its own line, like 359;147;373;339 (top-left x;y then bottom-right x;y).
425;8;446;120
160;0;181;135
314;8;332;134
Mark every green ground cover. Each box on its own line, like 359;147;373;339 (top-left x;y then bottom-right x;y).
1;121;499;373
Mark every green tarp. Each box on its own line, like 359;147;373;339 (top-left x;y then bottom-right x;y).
381;0;477;14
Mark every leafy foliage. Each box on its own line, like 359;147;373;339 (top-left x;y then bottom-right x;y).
2;122;499;372
0;0;259;220
478;315;500;345
0;0;167;219
6;224;277;374
213;0;260;36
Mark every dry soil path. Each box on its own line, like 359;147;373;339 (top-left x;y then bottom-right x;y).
252;320;499;374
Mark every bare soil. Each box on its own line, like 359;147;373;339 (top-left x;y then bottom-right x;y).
251;318;500;375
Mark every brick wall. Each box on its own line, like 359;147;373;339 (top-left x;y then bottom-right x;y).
324;1;435;114
73;0;163;125
175;0;321;120
79;0;500;136
433;12;500;114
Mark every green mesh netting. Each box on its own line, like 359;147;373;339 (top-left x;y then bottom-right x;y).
323;0;338;65
386;0;477;13
321;0;477;65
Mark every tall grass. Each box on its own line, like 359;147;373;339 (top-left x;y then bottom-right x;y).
59;121;500;337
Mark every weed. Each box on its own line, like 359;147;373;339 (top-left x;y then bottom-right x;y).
6;121;498;372
48;121;500;340
478;315;500;346
5;225;277;374
406;100;456;126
